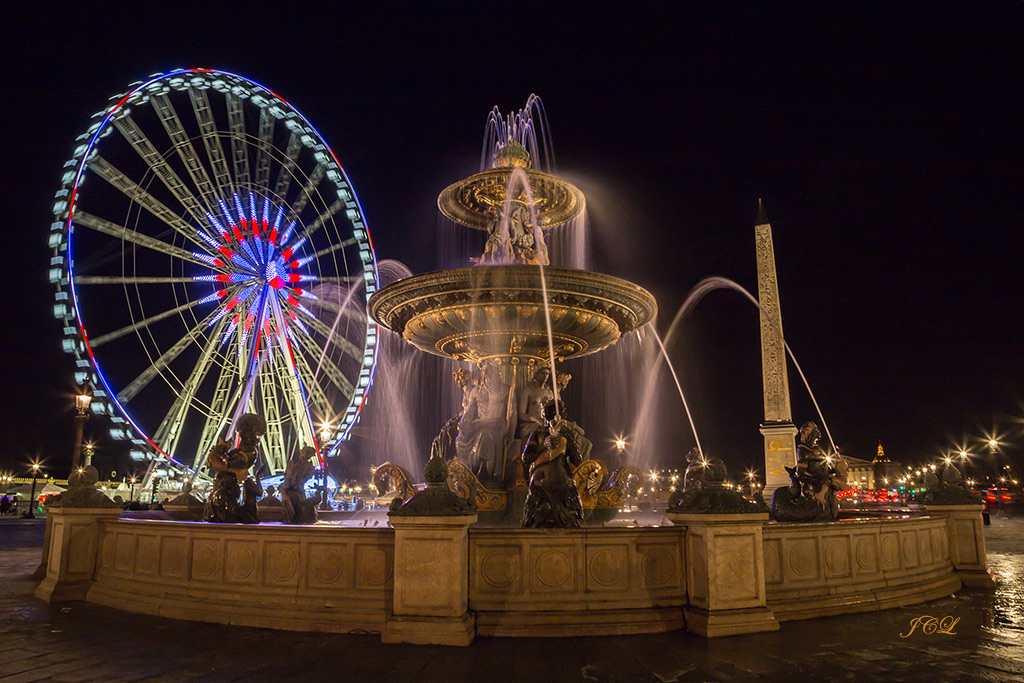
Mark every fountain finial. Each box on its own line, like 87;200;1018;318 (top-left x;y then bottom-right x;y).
493;140;532;169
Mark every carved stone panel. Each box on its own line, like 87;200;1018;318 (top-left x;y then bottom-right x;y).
637;542;679;590
823;537;851;579
900;532;918;568
225;539;258;584
531;547;575;593
586;544;629;592
114;532;135;573
852;534;878;575
763;537;782;584
158;536;187;578
135;534;159;576
783;537;820;582
67;524;93;576
264;541;300;586
307;542;349;588
879;532;898;570
191;537;223;582
355;543;393;589
476;544;523;595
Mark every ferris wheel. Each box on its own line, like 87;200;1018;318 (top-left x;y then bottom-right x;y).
49;69;380;477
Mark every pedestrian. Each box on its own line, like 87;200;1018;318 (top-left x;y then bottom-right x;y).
0;495;10;515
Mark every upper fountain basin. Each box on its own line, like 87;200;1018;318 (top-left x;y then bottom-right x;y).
438;168;586;231
367;265;657;365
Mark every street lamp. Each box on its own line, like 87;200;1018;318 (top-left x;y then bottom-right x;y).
24;463;41;519
319;424;332;510
72;386;93;471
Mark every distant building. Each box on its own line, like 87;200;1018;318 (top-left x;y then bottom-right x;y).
873;443;902;489
843;455;875;490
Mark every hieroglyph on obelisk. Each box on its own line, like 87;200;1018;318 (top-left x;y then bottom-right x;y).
755;202;798;492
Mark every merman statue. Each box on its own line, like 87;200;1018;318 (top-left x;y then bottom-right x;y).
203;413;266;524
770;421;848;522
280;446;323;525
522;399;584;528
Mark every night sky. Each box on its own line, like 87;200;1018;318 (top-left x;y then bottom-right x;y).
3;2;1022;483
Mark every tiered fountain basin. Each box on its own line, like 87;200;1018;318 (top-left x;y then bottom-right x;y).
367;265;657;365
37;505;987;641
437;167;586;231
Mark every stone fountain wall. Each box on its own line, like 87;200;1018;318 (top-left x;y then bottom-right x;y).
84;519;394;633
762;516;960;621
37;508;988;642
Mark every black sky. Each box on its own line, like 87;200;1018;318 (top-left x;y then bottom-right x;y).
3;2;1022;480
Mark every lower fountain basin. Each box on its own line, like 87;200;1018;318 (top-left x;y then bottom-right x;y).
367;265;657;364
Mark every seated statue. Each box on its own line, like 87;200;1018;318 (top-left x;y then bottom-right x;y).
204;413;266;524
667;448;751;512
456;364;513;483
522;400;584;528
770;422;848;522
280;446;322;525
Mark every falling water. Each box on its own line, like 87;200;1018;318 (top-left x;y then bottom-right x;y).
635;276;838;455
503;166;562;414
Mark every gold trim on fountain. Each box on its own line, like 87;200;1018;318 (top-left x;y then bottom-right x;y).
438;167;586;231
368;265;657;365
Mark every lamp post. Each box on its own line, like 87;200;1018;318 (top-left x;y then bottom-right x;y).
319;424;332;510
129;476;137;503
24;463;41;519
988;439;999;486
72;387;93;472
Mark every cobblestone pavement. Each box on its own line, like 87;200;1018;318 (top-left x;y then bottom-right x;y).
1;516;1021;682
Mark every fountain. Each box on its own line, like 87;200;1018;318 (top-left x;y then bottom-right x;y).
37;93;993;646
368;120;655;525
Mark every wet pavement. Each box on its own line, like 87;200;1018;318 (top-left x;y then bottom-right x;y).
0;515;1021;682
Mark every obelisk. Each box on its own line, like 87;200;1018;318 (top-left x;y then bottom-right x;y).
755;201;798;492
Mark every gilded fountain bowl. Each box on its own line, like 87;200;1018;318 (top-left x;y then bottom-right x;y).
367;265;657;365
437;168;586;231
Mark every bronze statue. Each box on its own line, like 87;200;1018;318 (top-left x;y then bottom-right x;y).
431;368;473;463
770;421;848;522
516;366;554;442
666;448;763;513
522;400;584;528
456;364;513;482
203;413;266;524
280;446;322;525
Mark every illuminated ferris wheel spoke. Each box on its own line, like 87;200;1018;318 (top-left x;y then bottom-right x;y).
86;156;212;253
254;108;275;190
73;211;211;267
259;364;287;472
148;92;222;212
287;348;333;430
75;276;202;285
53;69;379;476
289;323;356;397
151;317;229;456
187;89;236;201
116;310;220;404
307;236;357;261
225;92;252;188
281;162;326;228
272;130;303;202
112;115;210;225
89;299;206;349
194;363;244;469
291;198;346;246
303;314;364;365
